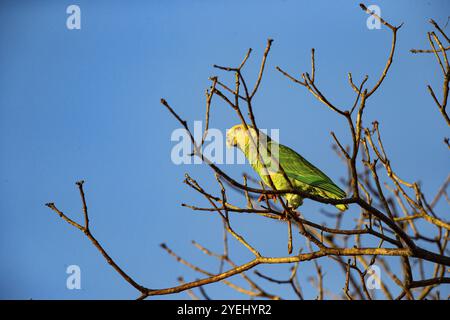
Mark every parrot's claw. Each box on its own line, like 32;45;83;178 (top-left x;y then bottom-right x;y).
257;193;278;203
282;208;301;221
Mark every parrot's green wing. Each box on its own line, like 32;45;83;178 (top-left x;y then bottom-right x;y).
269;142;346;198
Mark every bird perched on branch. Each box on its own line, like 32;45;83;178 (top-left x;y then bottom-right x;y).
226;124;348;211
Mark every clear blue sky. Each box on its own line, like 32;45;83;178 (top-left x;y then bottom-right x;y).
0;0;449;299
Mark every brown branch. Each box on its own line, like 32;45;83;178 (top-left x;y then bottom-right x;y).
142;247;413;298
250;39;273;99
359;3;403;98
46;181;148;296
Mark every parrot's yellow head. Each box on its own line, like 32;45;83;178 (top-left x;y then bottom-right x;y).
226;124;265;149
226;124;250;148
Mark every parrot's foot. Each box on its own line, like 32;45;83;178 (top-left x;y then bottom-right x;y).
257;193;278;203
282;208;301;220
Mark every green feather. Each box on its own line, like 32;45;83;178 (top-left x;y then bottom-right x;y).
274;143;346;199
230;124;348;210
241;136;347;210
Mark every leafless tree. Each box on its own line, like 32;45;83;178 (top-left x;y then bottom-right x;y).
46;4;449;300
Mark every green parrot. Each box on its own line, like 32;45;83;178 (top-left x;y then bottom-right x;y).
226;124;348;211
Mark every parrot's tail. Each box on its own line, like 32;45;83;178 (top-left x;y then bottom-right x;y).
335;204;349;211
